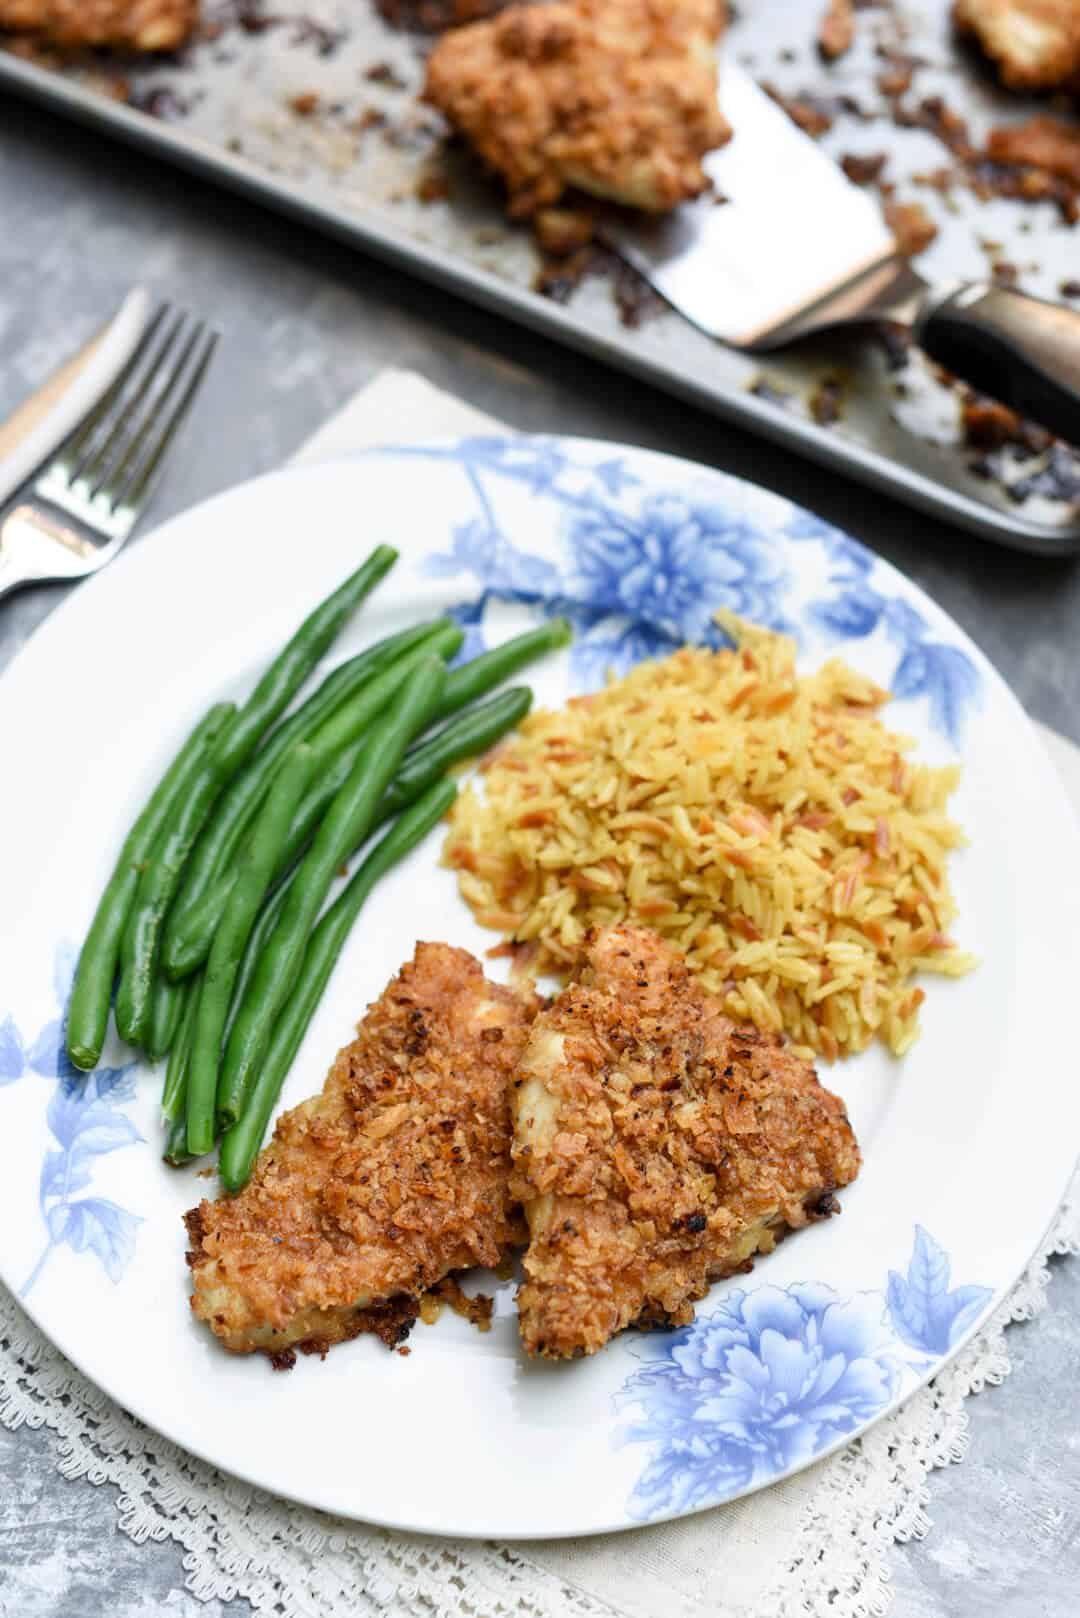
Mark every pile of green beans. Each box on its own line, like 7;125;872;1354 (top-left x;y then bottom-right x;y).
160;619;464;980
64;563;571;1186
163;619;446;956
169;683;535;978
113;546;399;1048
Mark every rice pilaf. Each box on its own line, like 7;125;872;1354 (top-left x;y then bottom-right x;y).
444;618;975;1059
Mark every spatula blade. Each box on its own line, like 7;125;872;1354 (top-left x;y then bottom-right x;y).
613;63;895;347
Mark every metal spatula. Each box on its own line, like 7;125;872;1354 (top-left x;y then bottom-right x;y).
613;65;1080;446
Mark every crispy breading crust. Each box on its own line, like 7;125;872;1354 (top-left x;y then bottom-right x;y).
0;0;196;50
185;943;540;1360
424;0;730;216
954;0;1080;91
512;926;861;1359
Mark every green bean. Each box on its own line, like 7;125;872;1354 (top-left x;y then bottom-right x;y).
187;745;316;1155
146;973;186;1064
223;881;289;1055
163;624;464;981
115;753;234;1048
300;621;462;764
219;778;458;1192
209;545;398;781
380;686;532;817
66;701;234;1071
161;980;199;1122
215;657;446;1129
431;617;571;722
165;628;552;979
163;1110;193;1168
162;619;450;976
178;682;527;987
284;684;532;867
115;551;398;1042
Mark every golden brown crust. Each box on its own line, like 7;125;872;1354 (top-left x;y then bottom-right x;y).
954;0;1080;91
0;0;196;50
424;0;730;216
186;943;540;1359
986;113;1080;184
512;925;861;1358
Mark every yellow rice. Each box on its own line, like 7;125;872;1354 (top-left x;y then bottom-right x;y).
444;617;976;1060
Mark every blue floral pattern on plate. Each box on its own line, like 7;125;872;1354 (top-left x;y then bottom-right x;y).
3;942;141;1297
368;437;981;743
615;1226;993;1520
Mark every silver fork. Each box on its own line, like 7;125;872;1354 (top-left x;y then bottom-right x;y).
0;304;219;602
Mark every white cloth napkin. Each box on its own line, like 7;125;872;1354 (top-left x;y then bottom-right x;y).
2;368;1077;1618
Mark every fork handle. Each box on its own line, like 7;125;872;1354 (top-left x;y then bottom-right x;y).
916;284;1080;447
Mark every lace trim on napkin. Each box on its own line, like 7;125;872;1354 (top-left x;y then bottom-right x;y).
2;1169;1077;1618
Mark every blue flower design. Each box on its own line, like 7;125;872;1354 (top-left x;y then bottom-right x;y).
785;509;978;746
5;942;143;1297
569;492;793;645
615;1284;900;1521
426;517;562;600
571;616;681;688
365;438;982;742
892;643;981;748
615;1225;994;1518
887;1226;992;1356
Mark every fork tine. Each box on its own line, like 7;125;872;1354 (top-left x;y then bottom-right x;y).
109;326;219;521
75;309;189;497
56;303;171;483
95;317;206;507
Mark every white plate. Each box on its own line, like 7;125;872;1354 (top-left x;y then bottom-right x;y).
1;437;1078;1540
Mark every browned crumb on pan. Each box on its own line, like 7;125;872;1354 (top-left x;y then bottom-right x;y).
375;0;512;31
0;0;196;49
809;374;846;424
960;392;1027;448
424;0;730;217
818;0;855;61
841;151;888;185
511;926;861;1359
954;0;1080;91
533;241;666;326
958;387;1051;453
986;115;1080;188
884;197;939;255
185;942;540;1361
760;79;836;136
533;205;598;255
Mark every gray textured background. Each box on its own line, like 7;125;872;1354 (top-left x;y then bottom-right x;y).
1;85;1079;1618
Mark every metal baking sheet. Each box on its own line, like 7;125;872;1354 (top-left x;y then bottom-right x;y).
2;0;1079;552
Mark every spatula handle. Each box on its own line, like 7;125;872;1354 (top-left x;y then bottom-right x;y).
916;284;1080;448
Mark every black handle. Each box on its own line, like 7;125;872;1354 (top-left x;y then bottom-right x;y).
916;284;1080;448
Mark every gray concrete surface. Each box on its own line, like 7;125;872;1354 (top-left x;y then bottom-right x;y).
1;87;1079;1618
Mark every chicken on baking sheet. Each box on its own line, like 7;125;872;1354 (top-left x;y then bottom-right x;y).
424;0;730;217
954;0;1080;91
0;0;196;49
185;942;540;1365
511;925;861;1360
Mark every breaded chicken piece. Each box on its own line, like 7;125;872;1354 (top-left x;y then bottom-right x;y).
954;0;1080;91
424;0;730;217
0;0;196;50
512;926;860;1358
185;943;540;1364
